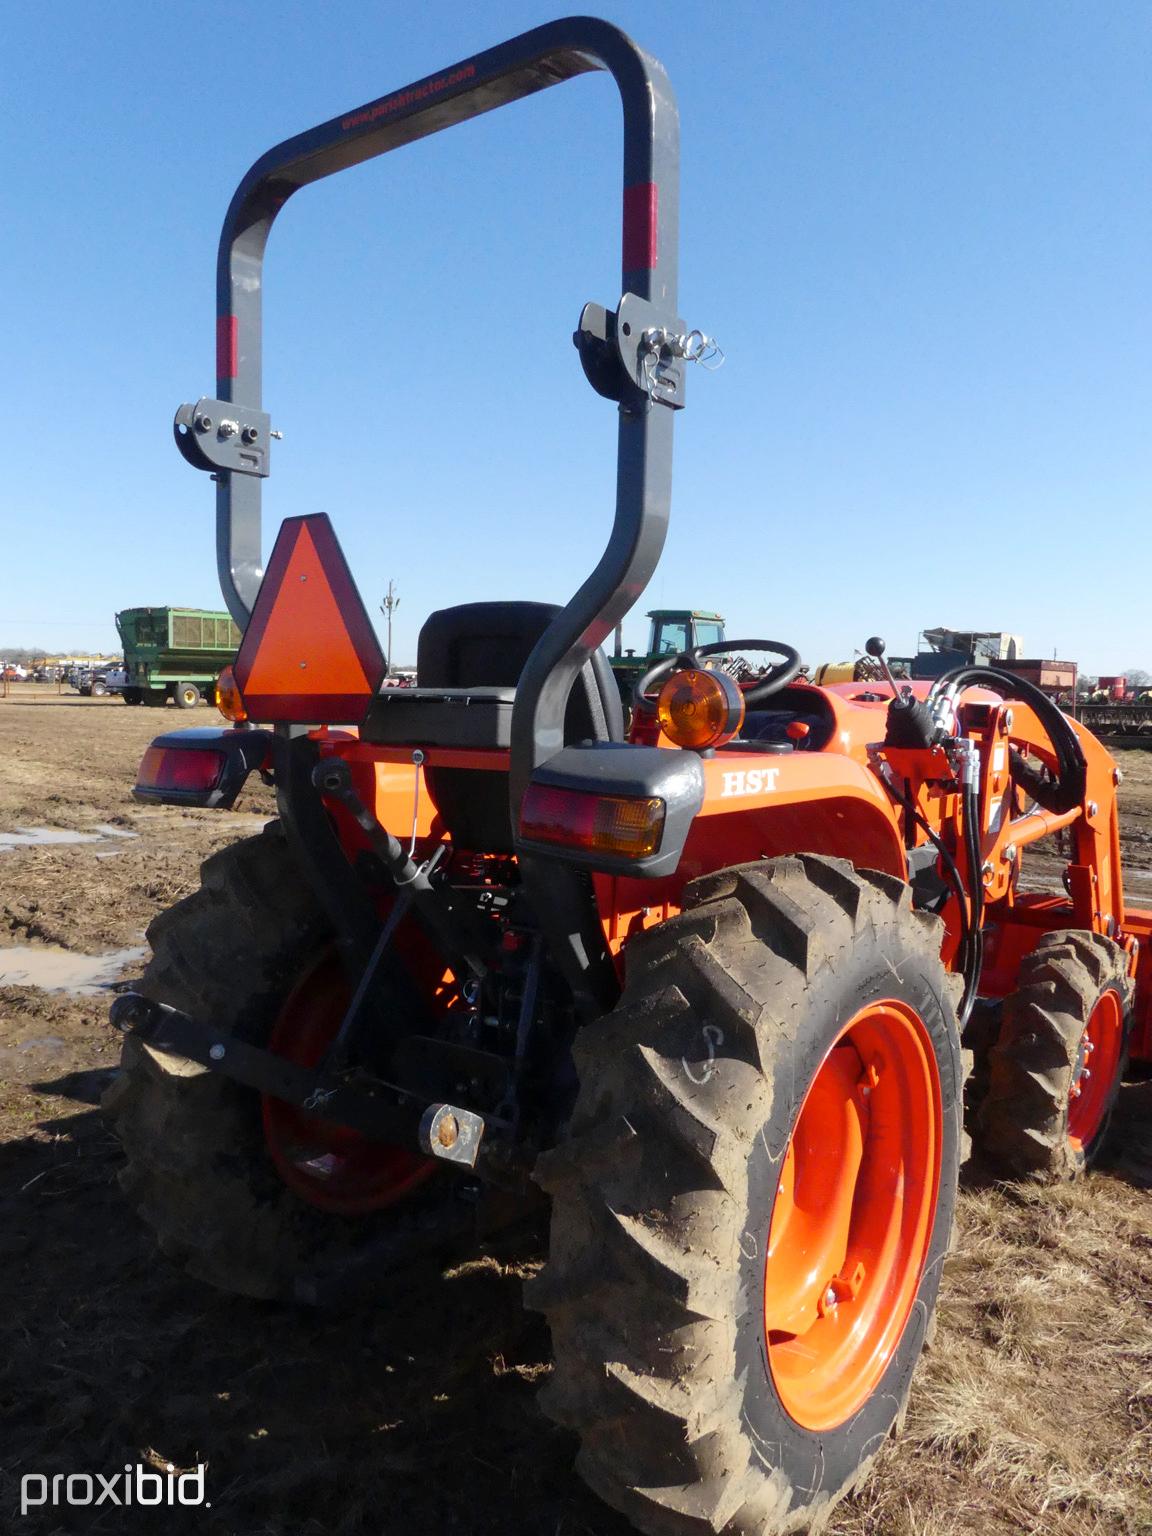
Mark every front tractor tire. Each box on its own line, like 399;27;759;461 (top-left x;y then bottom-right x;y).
530;856;964;1536
174;682;202;709
103;823;455;1302
978;930;1132;1180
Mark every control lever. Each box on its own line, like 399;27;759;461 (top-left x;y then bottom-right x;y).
865;636;901;700
866;636;940;750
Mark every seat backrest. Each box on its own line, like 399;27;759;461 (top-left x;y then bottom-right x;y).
417;601;623;741
416;601;623;850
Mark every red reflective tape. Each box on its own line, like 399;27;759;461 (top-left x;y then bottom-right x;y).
216;315;238;379
622;182;658;270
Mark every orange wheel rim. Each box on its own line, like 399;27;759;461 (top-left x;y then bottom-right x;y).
262;951;434;1216
764;999;942;1432
1068;990;1123;1151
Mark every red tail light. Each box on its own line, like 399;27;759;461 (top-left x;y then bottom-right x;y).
137;745;224;794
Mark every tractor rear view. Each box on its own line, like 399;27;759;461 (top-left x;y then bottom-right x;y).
104;19;1152;1535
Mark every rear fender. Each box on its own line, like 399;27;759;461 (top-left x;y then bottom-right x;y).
594;750;907;952
682;750;907;881
132;726;273;809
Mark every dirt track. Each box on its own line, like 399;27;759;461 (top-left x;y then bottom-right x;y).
2;685;1151;1535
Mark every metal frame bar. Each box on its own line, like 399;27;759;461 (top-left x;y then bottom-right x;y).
110;992;428;1142
190;17;683;1020
208;16;679;786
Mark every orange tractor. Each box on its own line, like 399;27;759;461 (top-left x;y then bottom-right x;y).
105;18;1152;1535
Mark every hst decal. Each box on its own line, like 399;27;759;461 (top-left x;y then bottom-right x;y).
720;767;781;798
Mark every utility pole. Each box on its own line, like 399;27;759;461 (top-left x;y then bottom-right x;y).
381;580;400;676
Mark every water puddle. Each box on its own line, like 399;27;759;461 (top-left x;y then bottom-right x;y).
0;827;104;851
0;945;148;995
0;824;138;853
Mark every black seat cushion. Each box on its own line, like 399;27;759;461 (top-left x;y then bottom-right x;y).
364;687;516;750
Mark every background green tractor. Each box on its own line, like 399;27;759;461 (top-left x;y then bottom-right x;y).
609;607;726;706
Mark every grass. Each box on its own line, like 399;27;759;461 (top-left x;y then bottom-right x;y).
833;1152;1152;1535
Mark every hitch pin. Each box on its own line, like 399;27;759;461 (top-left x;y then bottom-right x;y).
641;326;724;367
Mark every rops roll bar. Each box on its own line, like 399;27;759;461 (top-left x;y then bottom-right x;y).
174;17;710;919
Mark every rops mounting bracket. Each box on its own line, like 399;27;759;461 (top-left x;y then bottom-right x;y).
174;398;275;478
575;293;690;409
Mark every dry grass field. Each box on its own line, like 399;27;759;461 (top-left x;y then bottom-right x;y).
2;684;1151;1534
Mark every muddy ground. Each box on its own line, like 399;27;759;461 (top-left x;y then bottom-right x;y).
2;684;1151;1535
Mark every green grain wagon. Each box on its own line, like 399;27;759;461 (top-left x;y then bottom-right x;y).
114;607;243;708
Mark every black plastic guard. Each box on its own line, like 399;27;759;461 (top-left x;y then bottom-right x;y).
131;726;273;810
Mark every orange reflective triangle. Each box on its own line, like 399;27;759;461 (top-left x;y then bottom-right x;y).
235;514;385;724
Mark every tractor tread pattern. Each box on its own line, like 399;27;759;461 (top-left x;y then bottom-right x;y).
528;855;963;1536
102;822;463;1301
976;929;1132;1180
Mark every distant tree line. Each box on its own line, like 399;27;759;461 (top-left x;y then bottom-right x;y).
0;647;117;665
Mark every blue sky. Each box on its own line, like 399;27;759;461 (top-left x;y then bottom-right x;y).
2;1;1149;673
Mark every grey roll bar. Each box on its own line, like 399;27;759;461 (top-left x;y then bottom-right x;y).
175;16;689;1009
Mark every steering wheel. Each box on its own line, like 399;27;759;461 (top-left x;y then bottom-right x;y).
635;639;803;709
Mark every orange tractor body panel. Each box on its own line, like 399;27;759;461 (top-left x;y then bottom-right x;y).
298;674;1150;1065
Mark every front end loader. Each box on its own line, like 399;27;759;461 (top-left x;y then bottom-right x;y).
104;19;1152;1535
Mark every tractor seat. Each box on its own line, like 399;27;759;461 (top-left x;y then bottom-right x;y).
361;602;623;850
362;685;518;750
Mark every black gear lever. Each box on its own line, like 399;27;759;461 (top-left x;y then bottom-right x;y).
866;637;940;750
865;636;902;700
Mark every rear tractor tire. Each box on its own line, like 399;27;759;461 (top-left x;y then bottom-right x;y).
102;823;460;1302
530;855;965;1536
977;930;1132;1179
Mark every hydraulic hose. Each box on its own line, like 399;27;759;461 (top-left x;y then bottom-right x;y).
928;665;1087;813
923;664;1085;1025
906;803;979;1027
961;780;985;1018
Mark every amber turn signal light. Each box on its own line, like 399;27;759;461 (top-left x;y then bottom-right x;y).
215;664;248;723
657;668;745;750
519;784;665;858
